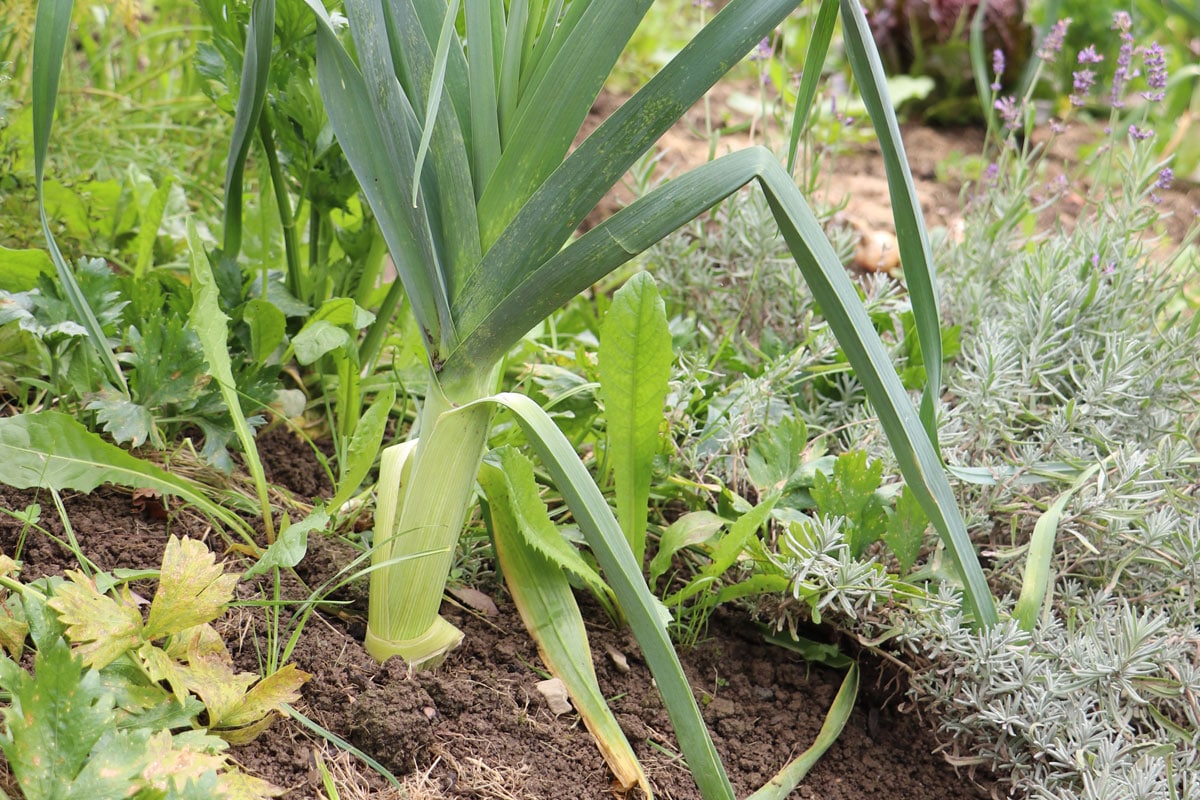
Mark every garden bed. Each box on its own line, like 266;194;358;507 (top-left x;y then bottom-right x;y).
0;431;992;800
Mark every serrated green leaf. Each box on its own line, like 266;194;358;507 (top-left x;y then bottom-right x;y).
482;447;613;606
214;663;309;733
85;396;155;449
188;220;274;541
480;454;648;796
47;572;144;670
144;537;237;639
745;416;809;494
883;485;927;573
0;637;129;800
811;451;887;557
598;271;672;565
175;643;257;729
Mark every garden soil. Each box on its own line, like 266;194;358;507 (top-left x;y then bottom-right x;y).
0;427;992;800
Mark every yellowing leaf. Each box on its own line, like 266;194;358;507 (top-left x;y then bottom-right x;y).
145;536;237;639
138;643;192;706
164;623;226;662
48;571;143;669
139;730;227;794
177;640;257;727
216;663;309;732
218;770;287;799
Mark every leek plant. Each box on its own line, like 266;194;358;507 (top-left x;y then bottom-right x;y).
291;0;997;665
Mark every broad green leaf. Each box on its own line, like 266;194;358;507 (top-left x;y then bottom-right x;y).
243;299;286;365
666;496;778;607
883;485;927;573
759;628;854;669
292;320;352;365
1014;462;1103;631
648;511;728;589
244;509;330;578
0;412;252;540
144;537;238;639
188;220;274;541
132;171;175;280
0;246;53;292
480;455;648;796
329;386;395;511
0;637;136;800
598;272;672;564
47;573;143;669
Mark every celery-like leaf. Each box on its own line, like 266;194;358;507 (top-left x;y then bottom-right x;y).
883;485;927;573
811;451;887;558
47;573;143;669
0;638;142;800
145;536;238;639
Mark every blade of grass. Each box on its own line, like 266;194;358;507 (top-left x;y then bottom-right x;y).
745;664;859;800
1013;461;1103;631
786;0;839;175
222;0;275;258
840;0;943;449
32;0;129;395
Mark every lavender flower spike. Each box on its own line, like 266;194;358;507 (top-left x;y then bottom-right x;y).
1037;18;1071;63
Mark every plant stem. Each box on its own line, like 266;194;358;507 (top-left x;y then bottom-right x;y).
257;114;302;298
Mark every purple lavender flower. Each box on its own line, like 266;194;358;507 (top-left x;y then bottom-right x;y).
991;49;1005;91
1110;14;1137;107
749;37;772;62
1037;18;1071;63
1071;69;1097;106
1141;42;1167;102
1129;124;1155;141
1154;167;1174;191
994;95;1021;130
1077;45;1103;65
693;0;713;7
983;162;1000;184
